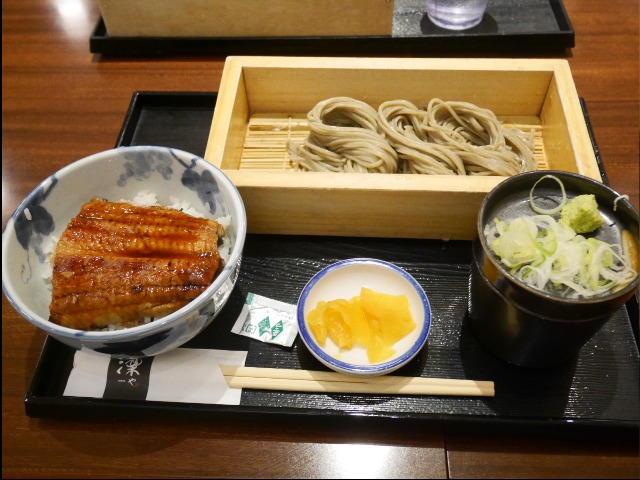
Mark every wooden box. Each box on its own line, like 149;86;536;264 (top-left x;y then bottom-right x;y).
204;56;600;240
98;0;394;38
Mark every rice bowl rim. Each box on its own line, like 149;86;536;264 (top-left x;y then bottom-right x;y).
1;146;248;341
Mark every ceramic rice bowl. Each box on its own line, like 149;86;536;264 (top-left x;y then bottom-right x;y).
2;146;247;358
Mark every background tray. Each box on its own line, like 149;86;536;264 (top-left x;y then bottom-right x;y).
90;0;575;56
24;92;639;439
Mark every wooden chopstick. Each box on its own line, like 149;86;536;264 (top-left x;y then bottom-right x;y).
221;366;495;397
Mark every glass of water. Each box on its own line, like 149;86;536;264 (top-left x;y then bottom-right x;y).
426;0;488;30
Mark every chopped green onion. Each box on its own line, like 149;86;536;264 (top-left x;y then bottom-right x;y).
529;174;566;215
486;176;637;298
486;214;636;298
613;194;629;212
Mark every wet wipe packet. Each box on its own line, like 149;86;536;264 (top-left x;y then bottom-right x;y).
231;293;298;347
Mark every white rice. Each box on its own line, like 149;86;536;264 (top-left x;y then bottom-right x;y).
41;235;58;284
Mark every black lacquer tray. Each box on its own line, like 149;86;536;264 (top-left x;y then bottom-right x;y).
90;0;575;56
24;92;639;440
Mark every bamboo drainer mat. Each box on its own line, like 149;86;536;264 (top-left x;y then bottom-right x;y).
239;114;547;172
221;366;495;397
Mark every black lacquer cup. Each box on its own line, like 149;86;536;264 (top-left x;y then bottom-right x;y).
468;171;639;367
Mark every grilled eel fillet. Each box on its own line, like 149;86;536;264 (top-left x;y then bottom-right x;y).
49;198;226;330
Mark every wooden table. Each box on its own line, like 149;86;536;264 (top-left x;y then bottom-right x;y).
3;0;639;477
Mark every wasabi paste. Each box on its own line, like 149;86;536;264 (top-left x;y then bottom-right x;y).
560;194;604;233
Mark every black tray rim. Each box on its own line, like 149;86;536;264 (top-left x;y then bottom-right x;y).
24;334;640;441
89;0;575;56
23;91;639;440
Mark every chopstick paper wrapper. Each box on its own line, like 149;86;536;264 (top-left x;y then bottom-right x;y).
63;348;248;405
221;366;495;397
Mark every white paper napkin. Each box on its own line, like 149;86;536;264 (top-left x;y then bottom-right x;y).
63;348;248;405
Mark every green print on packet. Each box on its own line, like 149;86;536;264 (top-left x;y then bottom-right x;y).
258;316;284;341
231;293;298;347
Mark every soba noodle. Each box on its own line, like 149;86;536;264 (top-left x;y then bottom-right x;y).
287;97;399;173
287;96;537;176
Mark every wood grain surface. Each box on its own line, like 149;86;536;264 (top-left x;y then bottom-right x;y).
2;0;639;478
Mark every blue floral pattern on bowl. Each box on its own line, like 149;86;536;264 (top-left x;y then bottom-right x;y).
2;146;247;358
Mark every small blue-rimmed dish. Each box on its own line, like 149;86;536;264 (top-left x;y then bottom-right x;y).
297;258;431;376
